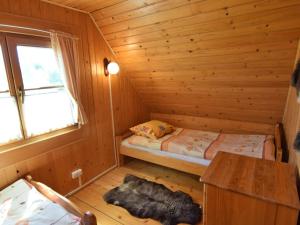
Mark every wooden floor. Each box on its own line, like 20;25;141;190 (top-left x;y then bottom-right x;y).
69;159;203;225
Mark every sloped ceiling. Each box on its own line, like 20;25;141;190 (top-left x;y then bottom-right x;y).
46;0;300;124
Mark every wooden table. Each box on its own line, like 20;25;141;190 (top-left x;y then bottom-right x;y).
201;152;300;225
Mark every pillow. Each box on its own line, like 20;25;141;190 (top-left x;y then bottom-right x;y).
130;120;175;139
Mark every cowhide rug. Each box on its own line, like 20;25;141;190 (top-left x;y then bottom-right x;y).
103;174;201;225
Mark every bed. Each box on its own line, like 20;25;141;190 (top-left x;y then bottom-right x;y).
115;123;284;176
0;176;97;225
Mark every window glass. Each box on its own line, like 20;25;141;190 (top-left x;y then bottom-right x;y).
0;46;23;144
16;45;77;137
17;46;63;89
23;88;77;137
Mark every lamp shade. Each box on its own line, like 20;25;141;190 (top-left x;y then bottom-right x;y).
107;62;120;75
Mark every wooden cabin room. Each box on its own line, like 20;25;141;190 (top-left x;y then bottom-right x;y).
0;0;300;224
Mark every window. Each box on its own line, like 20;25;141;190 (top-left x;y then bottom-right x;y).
0;44;23;144
0;33;77;146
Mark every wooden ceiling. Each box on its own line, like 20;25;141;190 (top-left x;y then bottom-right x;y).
46;0;300;124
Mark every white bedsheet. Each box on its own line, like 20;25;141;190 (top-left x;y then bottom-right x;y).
0;179;81;225
122;138;211;166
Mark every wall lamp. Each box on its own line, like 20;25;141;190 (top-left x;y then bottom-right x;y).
104;58;120;76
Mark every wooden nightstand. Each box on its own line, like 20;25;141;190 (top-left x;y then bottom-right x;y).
201;152;300;225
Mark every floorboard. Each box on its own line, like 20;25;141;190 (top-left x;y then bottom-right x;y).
70;159;203;225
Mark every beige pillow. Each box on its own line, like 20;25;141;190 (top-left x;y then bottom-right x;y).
130;120;175;139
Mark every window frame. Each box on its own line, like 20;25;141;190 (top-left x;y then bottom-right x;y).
0;32;78;148
0;34;17;96
6;34;65;91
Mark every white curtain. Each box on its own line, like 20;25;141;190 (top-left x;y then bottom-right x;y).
0;46;23;144
50;32;88;126
0;94;23;144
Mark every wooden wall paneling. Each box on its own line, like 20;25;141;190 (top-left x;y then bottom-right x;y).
105;4;300;45
151;113;274;135
0;165;19;186
105;17;298;53
93;0;165;23
13;159;60;189
52;0;125;12
85;16;109;174
51;143;82;193
120;59;294;73
68;17;99;185
45;0;300;125
106;19;300;46
97;0;262;34
108;32;300;57
0;0;149;194
78;14;104;183
85;14;115;178
275;206;299;225
87;17;116;171
1;0;299;193
111;74;150;135
0;0;10;13
94;0;200;27
149;103;283;124
282;40;300;170
28;0;42;18
25;152;57;189
8;0;31;17
107;26;300;53
0;129;84;169
0;168;9;187
40;2;67;24
115;40;297;63
143;93;285;109
127;68;291;83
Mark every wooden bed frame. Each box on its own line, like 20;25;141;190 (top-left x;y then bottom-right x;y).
115;123;284;177
2;176;97;225
26;176;97;225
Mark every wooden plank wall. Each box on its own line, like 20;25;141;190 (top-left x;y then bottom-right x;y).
46;0;300;125
111;75;150;135
0;0;149;194
282;40;300;171
151;113;274;135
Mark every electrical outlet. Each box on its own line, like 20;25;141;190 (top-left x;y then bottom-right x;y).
71;169;83;179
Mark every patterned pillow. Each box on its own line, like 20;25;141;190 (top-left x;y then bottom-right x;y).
130;120;175;139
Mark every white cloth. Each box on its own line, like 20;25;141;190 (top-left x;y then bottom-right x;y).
0;179;81;225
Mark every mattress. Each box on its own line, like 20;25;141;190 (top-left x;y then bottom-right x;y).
122;137;212;166
121;128;275;164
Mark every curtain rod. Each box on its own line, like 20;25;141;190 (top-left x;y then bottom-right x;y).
0;24;79;40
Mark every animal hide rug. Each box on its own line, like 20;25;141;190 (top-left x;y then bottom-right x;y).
103;174;201;225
